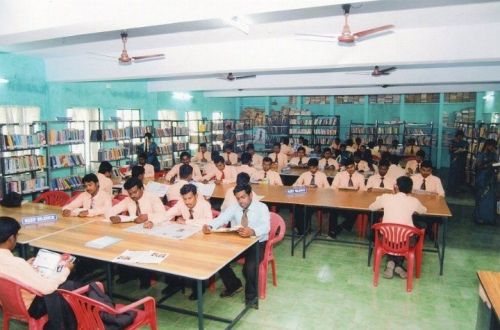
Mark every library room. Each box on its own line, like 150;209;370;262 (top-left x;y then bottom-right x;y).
0;1;499;329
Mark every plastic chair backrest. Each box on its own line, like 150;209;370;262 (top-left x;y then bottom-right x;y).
33;191;71;206
265;212;286;260
154;171;165;179
372;223;423;255
0;275;44;321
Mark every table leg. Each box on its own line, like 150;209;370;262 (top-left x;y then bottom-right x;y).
291;204;295;256
255;240;260;309
302;206;307;259
196;280;204;330
367;212;374;266
439;217;447;276
106;264;114;299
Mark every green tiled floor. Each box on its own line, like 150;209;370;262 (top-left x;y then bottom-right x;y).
2;192;499;329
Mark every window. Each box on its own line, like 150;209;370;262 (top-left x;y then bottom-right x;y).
0;106;40;134
212;112;223;121
158;110;178;120
116;109;141;128
67;108;101;169
185;111;201;151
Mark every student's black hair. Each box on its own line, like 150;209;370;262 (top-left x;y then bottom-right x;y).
345;138;353;146
344;158;355;166
144;132;152;139
421;160;433;169
380;151;391;161
392;139;399;145
353;151;362;159
246;143;255;151
307;158;319;167
199;143;207;148
0;217;21;243
483;138;497;150
213;155;225;164
303;139;310;146
124;177;143;190
179;151;191;159
236;172;251;186
138;152;147;160
262;156;272;163
397;176;413;194
240;152;252;165
224;144;233;151
282;137;290;145
98;161;112;174
355;137;362;143
82;173;99;184
297;146;306;153
340;143;347;149
377;138;384;144
233;184;252;195
378;159;390;168
367;141;375;149
180;183;197;196
273;142;281;148
323;148;332;154
179;164;193;179
390;154;400;165
334;137;341;143
211;150;220;159
131;165;145;178
416;150;426;158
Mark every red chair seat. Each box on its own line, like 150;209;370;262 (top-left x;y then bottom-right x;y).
33;191;71;206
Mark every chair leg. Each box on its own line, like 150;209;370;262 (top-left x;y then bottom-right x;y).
271;259;277;286
259;263;268;299
208;275;217;292
373;251;383;287
3;314;10;330
406;254;415;292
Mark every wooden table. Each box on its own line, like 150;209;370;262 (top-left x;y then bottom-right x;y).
279;167;337;185
477;271;500;329
30;220;259;329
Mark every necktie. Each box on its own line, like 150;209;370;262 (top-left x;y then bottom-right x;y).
355;163;359;171
135;200;142;216
298;157;302;165
201;153;206;161
348;174;354;187
274;154;278;164
189;208;194;219
410;146;414;154
416;163;420;173
241;208;249;227
144;140;148;153
90;198;95;209
264;171;267;178
310;174;315;186
421;178;426;190
221;170;225;180
226;153;231;164
379;177;385;188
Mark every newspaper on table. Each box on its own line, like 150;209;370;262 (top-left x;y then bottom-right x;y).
212;224;242;233
112;250;168;264
145;181;169;197
193;182;216;197
125;221;203;240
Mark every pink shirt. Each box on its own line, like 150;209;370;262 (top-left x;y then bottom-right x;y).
319;158;340;170
202;165;237;183
411;174;445;197
369;192;427;227
236;164;258;178
251;154;264;169
165;163;202;182
289;157;310;167
365;173;396;191
192;151;212;162
405;159;422;174
268;152;288;170
331;171;366;190
62;189;112;217
386;164;407;180
141;163;155;178
222;152;238;165
294;171;330;189
106;190;166;223
354;160;370;172
166;179;190;202
97;172;113;196
163;197;212;224
252;170;283;186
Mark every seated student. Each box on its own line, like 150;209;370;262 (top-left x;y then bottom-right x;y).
345;139;357;153
120;165;146;197
97;161;114;196
389;139;402;155
192;143;211;163
336;144;353;166
331;137;341;153
62;173;112;217
293;158;329;235
411;160;445;197
246;143;263;170
237;152;258;178
353;151;370;172
221;173;256;211
106;177;166;224
202;184;270;308
202;150;220;175
368;176;427;279
386;154;406;180
366;159;396;190
268;142;288;170
165;151;202;182
406;150;425;175
280;137;294;159
302;138;313;155
167;164;193;202
202;155;237;184
404;138;420;157
372;139;388;160
293;136;304;152
308;143;322;159
137;152;155;178
252;157;283;186
289;147;309;168
329;159;366;238
353;137;362;151
359;145;375;170
319;148;340;170
222;144;238;165
0;217;77;328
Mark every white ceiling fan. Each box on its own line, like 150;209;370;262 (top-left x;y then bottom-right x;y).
217;72;256;81
346;66;397;76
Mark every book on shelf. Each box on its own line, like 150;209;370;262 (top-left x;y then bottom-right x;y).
190;135;210;144
351;127;376;135
173;142;189;151
90;128;132;141
290;118;313;125
313;117;338;125
131;126;150;139
211;122;224;131
289;128;313;135
97;147;129;161
5;173;48;194
312;137;336;145
48;128;84;145
50;176;82;191
0;132;46;150
155;127;173;137
156;144;172;155
3;155;46;174
173;126;189;136
314;128;338;136
49;153;85;169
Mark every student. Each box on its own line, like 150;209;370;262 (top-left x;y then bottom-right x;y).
165;151;202;182
353;151;370;172
268;142;288;170
202;150;220;176
106;177;166;224
411;161;445;196
202;184;270;308
448;130;469;193
308;143;322;159
137;152;155;178
389;139;402;155
192;143;211;163
319;148;340;170
252;157;283;186
62;173;112;217
345;139;356;153
137;132;160;171
223;124;236;150
120;165;145;197
202;155;237;184
302;139;313;156
167;164;193;202
368;176;427;279
336;144;352;166
246;143;263;169
404;138;420;156
366;159;396;190
372;138;387;160
406;150;425;175
353;137;362;151
289;147;309;168
386;154;406;180
474;139;498;225
280;137;294;159
97;161;114;196
222;144;238;165
331;137;341;152
359;145;374;170
221;173;257;211
0;217;77;328
237;152;258;178
329;159;366;238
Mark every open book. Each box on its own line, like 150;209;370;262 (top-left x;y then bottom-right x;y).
112;250;168;264
32;249;75;278
213;225;243;233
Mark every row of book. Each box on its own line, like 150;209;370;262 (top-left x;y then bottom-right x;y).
266;117;289;126
131;127;151;139
236;133;252;142
4;173;48;195
50;176;83;191
311;137;336;145
49;153;85;169
90;127;150;141
48;129;85;145
97;147;130;161
405;128;433;135
314;128;338;136
289;128;313;135
235;122;251;130
267;127;288;134
411;136;434;146
289;110;312;116
351;127;377;134
212;122;224;131
156;144;172;155
173;126;189;136
314;117;338;125
266;136;284;146
3;155;46;174
155;127;173;137
290;119;313;126
190;136;210;144
377;127;400;134
173;142;189;151
377;135;400;145
0;133;47;150
159;159;174;169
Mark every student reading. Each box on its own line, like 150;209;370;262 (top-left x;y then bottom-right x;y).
62;173;112;217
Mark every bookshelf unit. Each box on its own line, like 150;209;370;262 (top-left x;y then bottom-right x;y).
211;119;224;152
403;122;435;159
190;119;212;152
151;120;174;169
0;122;49;197
171;120;190;162
235;119;253;152
311;116;340;148
88;120;134;170
264;115;289;149
289;111;313;146
376;121;403;145
349;121;377;144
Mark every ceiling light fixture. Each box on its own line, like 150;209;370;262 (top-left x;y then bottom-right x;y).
0;78;9;84
173;92;193;101
223;16;250;34
483;91;494;101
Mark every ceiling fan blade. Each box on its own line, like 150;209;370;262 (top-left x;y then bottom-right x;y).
216;77;229;80
235;75;256;80
345;72;371;75
132;54;165;60
379;66;397;74
87;52;117;60
353;25;394;39
295;33;338;42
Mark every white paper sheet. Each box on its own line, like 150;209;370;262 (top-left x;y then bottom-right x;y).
112;250;168;264
85;236;122;249
125;222;202;240
193;182;216;197
145;181;169;197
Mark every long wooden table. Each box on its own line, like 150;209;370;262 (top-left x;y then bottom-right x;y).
279;167;337;185
477;271;500;329
211;183;452;275
29;219;259;329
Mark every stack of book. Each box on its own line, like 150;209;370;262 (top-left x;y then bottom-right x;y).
313;117;338;125
48;129;84;145
90;128;130;141
173;142;189;151
0;132;46;150
49;176;83;191
156;144;172;155
3;155;46;174
131;126;151;139
5;173;48;194
173;126;189;136
155;127;173;138
97;147;129;161
49;153;85;169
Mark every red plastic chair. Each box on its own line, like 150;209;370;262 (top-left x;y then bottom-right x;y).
33;191;71;206
71;190;83;198
372;223;425;292
58;282;157;330
0;275;48;330
154;171;166;180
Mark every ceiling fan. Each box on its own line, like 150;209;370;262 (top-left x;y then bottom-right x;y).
296;4;394;44
346;66;397;76
217;73;256;81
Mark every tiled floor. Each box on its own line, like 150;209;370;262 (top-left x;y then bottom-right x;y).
2;190;499;330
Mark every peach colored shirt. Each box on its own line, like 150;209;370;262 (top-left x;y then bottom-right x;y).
354;160;370;172
192;151;212;162
166;179;190;202
165;163;202;182
411;174;445;197
202;165;237;183
289;156;309;167
251;153;264;169
62;189;112;216
405;159;422;174
319;158;340;170
221;189;257;211
222;152;238;165
268;152;288;170
365;174;396;191
252;170;283;186
369;192;427;227
97;172;113;196
293;171;329;188
163;197;212;224
106;190;166;223
236;164;258;178
331;171;366;190
141;163;155;178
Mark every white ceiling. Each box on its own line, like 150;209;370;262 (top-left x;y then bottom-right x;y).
1;0;500;96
